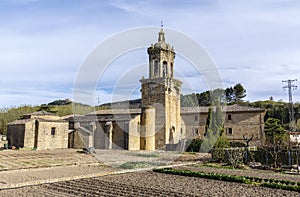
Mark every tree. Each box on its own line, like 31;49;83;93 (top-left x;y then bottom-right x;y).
201;104;225;152
264;118;286;141
233;83;246;101
48;99;72;106
196;91;211;106
180;93;198;107
225;87;234;103
264;118;288;168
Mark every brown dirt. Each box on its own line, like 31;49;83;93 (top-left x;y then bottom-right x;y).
0;149;299;196
1;171;299;196
176;165;300;183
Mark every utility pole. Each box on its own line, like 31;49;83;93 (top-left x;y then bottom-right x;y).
97;98;100;106
282;79;297;132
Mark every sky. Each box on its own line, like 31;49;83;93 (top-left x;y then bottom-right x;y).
1;0;300;107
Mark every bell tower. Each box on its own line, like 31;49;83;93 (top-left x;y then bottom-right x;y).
140;27;182;150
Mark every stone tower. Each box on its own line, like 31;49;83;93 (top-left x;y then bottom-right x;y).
140;28;182;150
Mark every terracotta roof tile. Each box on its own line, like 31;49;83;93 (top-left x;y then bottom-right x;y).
181;104;265;114
89;109;141;115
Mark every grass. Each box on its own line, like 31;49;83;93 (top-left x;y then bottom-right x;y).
199;162;250;170
119;161;165;169
182;152;197;155
131;153;159;158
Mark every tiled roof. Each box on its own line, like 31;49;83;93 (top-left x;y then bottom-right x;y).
24;110;57;116
8;117;67;125
61;114;85;120
36;118;67;123
7;119;33;125
89;109;141;115
181;104;265;114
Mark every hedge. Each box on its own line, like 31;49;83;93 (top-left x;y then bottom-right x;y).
153;168;300;192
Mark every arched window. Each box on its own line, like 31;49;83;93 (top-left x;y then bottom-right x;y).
170;63;174;78
154;61;159;77
163;61;167;77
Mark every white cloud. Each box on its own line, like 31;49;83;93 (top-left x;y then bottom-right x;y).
1;0;300;107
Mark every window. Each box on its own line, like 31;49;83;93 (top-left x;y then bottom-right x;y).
195;115;198;121
163;61;167;77
154;61;159;77
194;128;199;136
51;127;56;136
228;114;232;120
227;128;232;135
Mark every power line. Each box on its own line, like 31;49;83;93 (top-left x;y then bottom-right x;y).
282;79;297;131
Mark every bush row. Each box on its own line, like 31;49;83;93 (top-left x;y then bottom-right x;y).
153;168;251;184
153;168;300;192
261;182;300;192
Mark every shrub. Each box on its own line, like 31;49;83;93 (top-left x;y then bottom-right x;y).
153;168;300;192
186;138;202;152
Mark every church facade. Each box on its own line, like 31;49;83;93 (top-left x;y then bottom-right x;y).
68;28;184;150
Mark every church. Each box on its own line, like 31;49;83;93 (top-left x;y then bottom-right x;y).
7;28;265;151
67;28;265;151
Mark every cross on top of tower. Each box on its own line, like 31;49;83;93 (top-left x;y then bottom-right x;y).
158;21;165;42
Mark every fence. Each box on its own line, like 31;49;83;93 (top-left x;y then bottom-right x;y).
212;147;300;167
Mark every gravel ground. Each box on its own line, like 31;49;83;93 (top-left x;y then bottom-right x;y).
0;164;115;186
1;171;299;197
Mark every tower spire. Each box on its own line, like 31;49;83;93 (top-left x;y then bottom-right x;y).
158;21;165;42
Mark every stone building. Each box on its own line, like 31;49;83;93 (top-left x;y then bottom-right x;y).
6;28;265;151
66;109;141;150
68;28;184;151
68;28;265;150
140;28;182;150
181;105;265;145
7;111;68;150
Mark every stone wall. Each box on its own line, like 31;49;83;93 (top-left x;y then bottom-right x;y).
36;121;68;150
128;115;141;150
141;78;181;150
181;113;206;139
112;122;127;149
140;107;155;150
224;112;264;144
68;130;89;149
94;122;106;149
24;120;36;148
181;111;264;145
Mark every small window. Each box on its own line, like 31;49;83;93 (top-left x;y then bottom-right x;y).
51;127;56;136
194;128;199;135
227;128;232;135
181;128;183;134
195;115;198;121
228;114;232;120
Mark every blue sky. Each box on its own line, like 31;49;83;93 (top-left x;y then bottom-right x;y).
1;0;300;107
